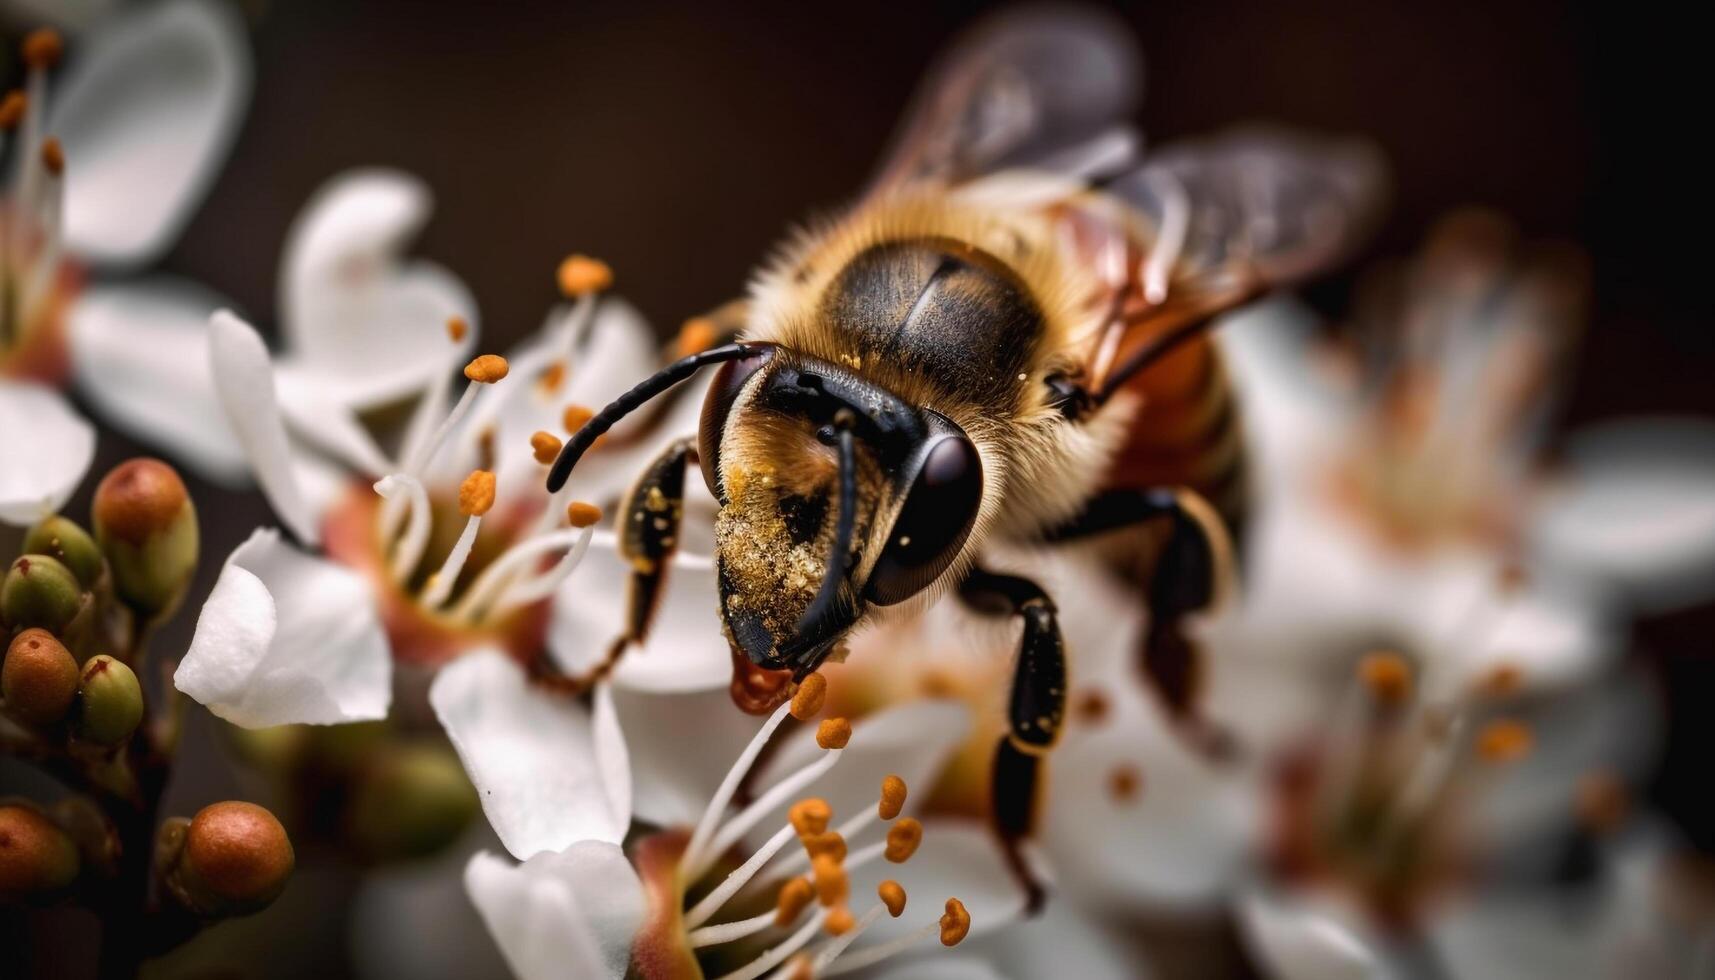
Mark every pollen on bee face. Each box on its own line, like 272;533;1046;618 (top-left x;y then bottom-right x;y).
463;354;510;383
557;254;613;297
458;470;497;516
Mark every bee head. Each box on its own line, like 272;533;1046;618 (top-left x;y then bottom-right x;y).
699;349;983;675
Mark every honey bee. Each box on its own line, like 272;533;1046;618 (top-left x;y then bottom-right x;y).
547;8;1381;904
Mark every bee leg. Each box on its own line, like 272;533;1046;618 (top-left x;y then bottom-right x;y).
536;436;697;693
958;566;1066;916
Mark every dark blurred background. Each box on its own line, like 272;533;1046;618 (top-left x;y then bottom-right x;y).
10;0;1713;971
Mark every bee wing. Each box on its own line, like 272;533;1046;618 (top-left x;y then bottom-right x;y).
868;6;1145;193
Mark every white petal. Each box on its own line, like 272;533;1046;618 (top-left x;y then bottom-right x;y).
67;279;251;483
592;684;632;833
613;686;771;829
548;533;730;695
750;700;971;838
465;841;643;980
430;651;629;858
1531;418;1715;612
870;962;1007;980
176;528;391;727
0;381;95;525
1237;887;1388;980
208;310;321;544
51;0;251;267
843;821;1025;946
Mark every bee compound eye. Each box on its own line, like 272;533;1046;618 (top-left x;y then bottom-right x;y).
864;432;983;606
698;345;775;501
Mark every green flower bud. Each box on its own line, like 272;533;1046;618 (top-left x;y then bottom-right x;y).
1;554;83;633
0;803;80;899
74;655;143;746
92;458;199;622
22;515;103;588
349;743;480;860
2;628;79;726
161;801;293;916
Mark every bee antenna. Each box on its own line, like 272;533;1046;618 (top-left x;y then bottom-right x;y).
785;409;859;667
545;342;764;492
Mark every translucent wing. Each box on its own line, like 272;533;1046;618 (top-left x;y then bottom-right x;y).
868;6;1145;193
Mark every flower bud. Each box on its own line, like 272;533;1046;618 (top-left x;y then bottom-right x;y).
0;804;80;899
22;516;103;587
2;555;83;633
74;655;143;746
2;628;79;726
162;801;293;916
348;743;480;860
92;458;199;622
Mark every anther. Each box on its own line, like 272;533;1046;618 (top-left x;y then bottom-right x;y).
539;361;567;394
790;673;828;721
463;354;510;384
1075;689;1111;725
1476;719;1533;764
22;29;63;70
878;775;906;821
789;798;832;837
446;316;469;343
825;905;856;936
1108;764;1142;803
557;254;613;297
530;431;563;465
0;90;24;130
878;880;906;917
1358;651;1412;706
939;898;971;947
39;137;63;176
816;718;852;750
458;470;497;517
562;404;594;435
566;501;602;528
812;853;848;907
785;954;814;980
775;877;814;926
884;819;922;863
801;831;846;863
1477;662;1523;699
677;317;719;358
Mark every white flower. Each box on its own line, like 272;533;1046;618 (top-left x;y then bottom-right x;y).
1;0;248;393
0;378;93;525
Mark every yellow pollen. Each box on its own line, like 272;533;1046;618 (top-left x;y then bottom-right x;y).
801;831;846;863
774;877;814;926
530;430;563;465
790;672;827;720
784;954;813;980
40;137;63;176
1358;651;1412;706
878;880;906;917
939;897;971;947
566;501;602;529
562;404;594;436
464;354;510;383
816;717;852;750
1476;719;1533;764
22;28;63;70
788;798;832;837
676;317;719;358
446;315;469;343
557;254;613;297
1576;771;1629;834
0;90;25;130
539;360;567;394
824;904;857;936
458;470;497;517
884;818;922;863
878;775;907;821
812;853;848;907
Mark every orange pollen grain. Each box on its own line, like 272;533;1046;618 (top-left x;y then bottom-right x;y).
676;317;718;358
446;316;469;343
1476;719;1533;763
1479;662;1524;698
22;29;62;69
789;672;827;720
784;954;813;980
878;775;907;821
774;877;814;926
884;818;922;863
939;897;971;946
801;831;846;863
557;254;613;297
565;501;602;529
562;404;594;435
824;905;856;936
878;880;907;917
530;430;563;465
464;354;510;383
788;798;832;837
538;360;567;394
40;137;63;176
458;471;497;516
0;90;25;129
1358;651;1412;705
811;853;848;907
816;717;852;750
